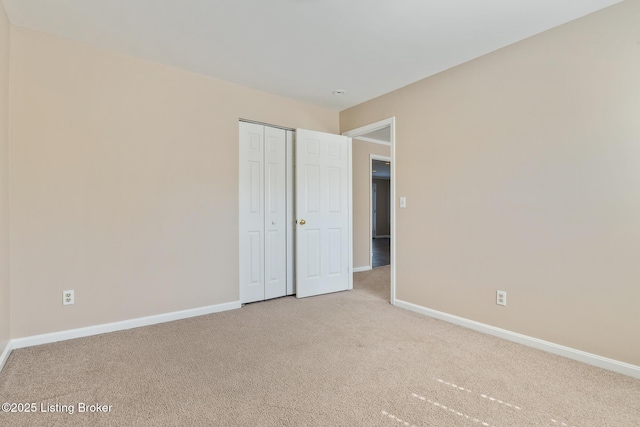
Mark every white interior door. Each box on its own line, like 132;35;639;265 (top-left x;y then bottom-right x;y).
263;126;287;300
296;129;351;298
239;122;287;304
239;122;265;303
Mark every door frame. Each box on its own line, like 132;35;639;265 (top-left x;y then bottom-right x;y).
342;117;396;305
372;181;377;239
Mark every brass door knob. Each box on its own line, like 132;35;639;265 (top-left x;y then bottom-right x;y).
299;219;306;225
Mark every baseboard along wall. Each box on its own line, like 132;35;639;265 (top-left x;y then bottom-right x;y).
353;266;372;273
0;340;11;373
0;301;241;374
3;298;637;380
395;299;640;380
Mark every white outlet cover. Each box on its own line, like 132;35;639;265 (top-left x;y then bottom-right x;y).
63;289;74;305
496;290;506;306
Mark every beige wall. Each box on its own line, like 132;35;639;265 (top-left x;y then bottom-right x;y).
341;1;640;365
0;3;10;353
373;178;390;237
9;27;338;338
352;139;390;269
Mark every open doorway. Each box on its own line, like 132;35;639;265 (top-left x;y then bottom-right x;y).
343;118;396;304
371;158;391;268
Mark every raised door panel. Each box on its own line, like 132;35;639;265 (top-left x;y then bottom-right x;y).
264;126;287;300
239;122;265;303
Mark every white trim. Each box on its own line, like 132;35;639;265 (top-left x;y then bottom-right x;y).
353;136;391;146
395;299;640;379
239;118;294;132
373;235;391;238
11;301;241;350
348;136;354;290
372;182;377;238
390;119;395;305
343;117;396;305
343;118;393;138
0;341;11;373
353;266;372;273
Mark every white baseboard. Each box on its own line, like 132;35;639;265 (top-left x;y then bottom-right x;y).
0;340;11;373
10;300;241;350
395;299;640;379
353;266;372;273
373;235;390;239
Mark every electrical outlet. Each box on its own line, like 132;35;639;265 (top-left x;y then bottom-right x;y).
496;290;506;306
63;290;74;306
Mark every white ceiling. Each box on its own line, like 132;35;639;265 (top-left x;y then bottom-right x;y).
1;0;622;111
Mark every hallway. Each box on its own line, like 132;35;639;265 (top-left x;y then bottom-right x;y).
372;237;390;268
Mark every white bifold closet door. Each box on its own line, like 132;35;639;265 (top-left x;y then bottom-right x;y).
239;122;288;303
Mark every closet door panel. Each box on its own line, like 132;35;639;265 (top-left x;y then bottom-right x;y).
264;126;287;300
239;122;265;303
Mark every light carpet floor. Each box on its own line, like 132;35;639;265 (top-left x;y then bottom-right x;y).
1;266;639;426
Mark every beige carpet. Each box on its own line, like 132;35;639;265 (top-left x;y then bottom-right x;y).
1;266;639;426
